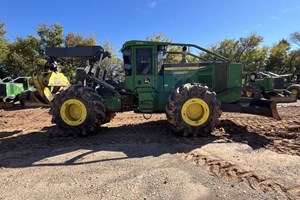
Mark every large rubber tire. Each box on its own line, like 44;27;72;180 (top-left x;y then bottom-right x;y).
49;85;106;136
244;84;262;100
166;83;221;137
287;84;300;99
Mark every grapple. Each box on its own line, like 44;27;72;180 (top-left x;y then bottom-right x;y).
27;71;70;105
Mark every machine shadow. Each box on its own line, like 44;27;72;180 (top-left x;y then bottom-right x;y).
0;130;22;139
215;120;272;149
0;119;271;168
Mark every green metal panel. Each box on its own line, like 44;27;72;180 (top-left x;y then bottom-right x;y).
136;88;157;112
217;63;242;103
124;73;134;92
198;66;215;90
103;94;122;112
257;78;274;90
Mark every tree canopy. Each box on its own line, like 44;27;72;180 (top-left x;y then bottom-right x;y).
203;34;269;72
0;19;300;80
0;22;120;82
290;32;300;47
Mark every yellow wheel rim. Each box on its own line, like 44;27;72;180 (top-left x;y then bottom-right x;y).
246;91;252;97
60;99;87;126
181;98;210;126
290;89;298;95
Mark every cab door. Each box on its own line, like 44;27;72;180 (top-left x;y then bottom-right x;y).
133;46;157;112
134;47;155;89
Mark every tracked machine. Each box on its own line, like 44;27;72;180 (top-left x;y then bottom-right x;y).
47;41;280;136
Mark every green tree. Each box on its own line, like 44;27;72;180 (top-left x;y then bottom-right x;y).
147;32;185;63
5;36;45;77
64;33;96;47
96;41;124;81
146;32;172;42
59;33;98;82
0;20;9;77
102;41;122;65
37;24;63;48
0;20;6;37
264;39;296;74
205;34;268;72
290;32;300;47
290;31;300;78
36;24;63;58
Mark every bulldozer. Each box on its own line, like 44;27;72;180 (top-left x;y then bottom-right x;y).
45;41;280;137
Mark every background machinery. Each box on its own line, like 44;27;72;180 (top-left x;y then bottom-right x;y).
243;71;300;102
0;60;70;108
47;41;280;137
0;77;35;108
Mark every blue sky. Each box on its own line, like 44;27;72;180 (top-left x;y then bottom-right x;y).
1;0;300;53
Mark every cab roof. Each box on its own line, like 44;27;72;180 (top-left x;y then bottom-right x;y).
121;40;171;51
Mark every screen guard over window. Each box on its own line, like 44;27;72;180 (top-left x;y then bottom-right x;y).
136;48;152;75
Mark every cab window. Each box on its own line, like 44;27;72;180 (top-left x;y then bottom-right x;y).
123;50;132;76
136;48;152;75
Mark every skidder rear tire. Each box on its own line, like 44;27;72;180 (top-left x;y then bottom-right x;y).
244;84;262;100
50;85;106;136
287;84;300;99
166;83;221;137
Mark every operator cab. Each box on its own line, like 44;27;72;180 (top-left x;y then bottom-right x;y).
121;41;168;92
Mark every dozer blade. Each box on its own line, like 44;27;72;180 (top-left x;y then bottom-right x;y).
221;98;281;120
269;95;297;103
0;102;14;109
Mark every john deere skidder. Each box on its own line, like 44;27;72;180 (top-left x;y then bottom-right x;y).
243;71;300;102
47;41;280;136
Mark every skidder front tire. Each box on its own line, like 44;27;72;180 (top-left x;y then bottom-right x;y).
50;85;106;136
166;83;221;137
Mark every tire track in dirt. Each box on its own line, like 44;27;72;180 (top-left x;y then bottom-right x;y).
183;106;300;200
183;152;300;200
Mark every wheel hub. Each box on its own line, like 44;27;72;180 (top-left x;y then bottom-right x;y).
181;98;210;126
290;89;298;95
60;99;87;126
246;91;252;97
186;103;203;120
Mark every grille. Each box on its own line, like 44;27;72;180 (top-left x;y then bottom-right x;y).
274;78;284;89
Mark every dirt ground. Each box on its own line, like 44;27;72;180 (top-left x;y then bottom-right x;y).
0;102;300;200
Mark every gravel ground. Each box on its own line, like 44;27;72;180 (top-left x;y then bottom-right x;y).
0;102;300;200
